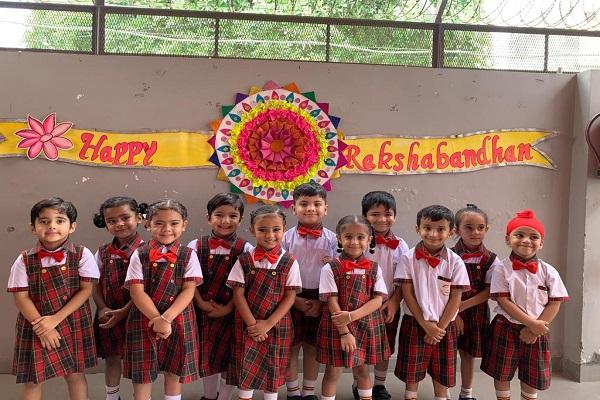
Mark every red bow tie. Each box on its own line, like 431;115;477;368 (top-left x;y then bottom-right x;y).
253;248;280;264
340;258;371;273
415;248;441;268
460;251;483;260
298;226;323;238
209;237;231;250
375;235;400;250
149;248;178;263
38;249;65;262
107;246;129;260
512;259;538;274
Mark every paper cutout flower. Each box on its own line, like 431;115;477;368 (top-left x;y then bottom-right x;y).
208;81;347;206
15;113;73;160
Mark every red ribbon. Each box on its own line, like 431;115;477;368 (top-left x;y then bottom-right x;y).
340;258;371;273
298;226;323;238
38;249;65;262
512;259;538;274
149;248;177;263
415;248;441;268
209;237;231;250
107;246;129;260
375;235;400;250
253;248;280;264
460;251;483;260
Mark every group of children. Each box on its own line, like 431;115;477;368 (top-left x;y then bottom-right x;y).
7;183;569;400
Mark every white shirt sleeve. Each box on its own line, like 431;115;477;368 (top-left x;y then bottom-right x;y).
79;247;100;279
243;242;255;253
286;259;302;288
227;260;245;286
486;256;504;284
450;256;470;289
7;254;28;290
124;250;144;284
319;263;338;297
373;265;388;296
546;264;569;300
490;260;510;296
184;249;203;283
394;252;412;283
187;239;198;250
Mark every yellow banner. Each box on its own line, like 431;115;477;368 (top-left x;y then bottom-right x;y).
0;120;556;173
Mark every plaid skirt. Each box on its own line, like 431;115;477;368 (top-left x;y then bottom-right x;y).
457;301;489;357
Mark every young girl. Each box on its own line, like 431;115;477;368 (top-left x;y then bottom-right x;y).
226;205;301;400
187;193;253;400
7;197;99;400
451;204;502;400
92;196;146;400
317;215;390;400
124;199;203;400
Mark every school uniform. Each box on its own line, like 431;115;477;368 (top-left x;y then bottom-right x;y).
316;256;390;368
367;232;409;353
123;240;203;384
451;239;503;357
7;242;100;384
282;225;337;347
94;234;143;359
481;254;569;390
226;248;301;392
187;234;253;377
393;242;470;388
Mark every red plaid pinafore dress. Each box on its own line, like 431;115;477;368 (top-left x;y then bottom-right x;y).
123;243;200;384
12;243;97;383
316;259;390;368
195;235;247;377
452;240;496;357
94;235;143;358
227;252;296;392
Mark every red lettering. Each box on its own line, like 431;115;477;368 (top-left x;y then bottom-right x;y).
362;154;375;171
126;142;144;166
462;149;476;168
477;136;491;165
113;142;128;165
407;142;420;171
436;141;449;169
449;151;464;168
393;153;404;171
491;135;504;163
345;145;361;170
143;141;157;166
78;132;94;160
377;140;393;170
517;143;532;161
504;145;516;162
420;153;433;170
99;145;113;163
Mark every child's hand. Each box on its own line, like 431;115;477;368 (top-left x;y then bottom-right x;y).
527;319;549;336
247;320;271;337
424;334;440;345
422;321;445;341
97;307;112;324
454;315;464;336
39;329;62;350
519;327;538;344
304;299;322;318
32;315;59;337
251;333;268;342
156;325;173;340
207;301;234;318
99;307;129;329
331;310;352;327
321;256;334;265
197;299;216;314
294;297;310;313
148;316;172;338
340;333;356;352
381;300;399;324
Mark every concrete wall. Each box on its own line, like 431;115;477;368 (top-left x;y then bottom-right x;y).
0;52;580;373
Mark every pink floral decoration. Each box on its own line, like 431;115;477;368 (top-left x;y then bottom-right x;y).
15;113;73;160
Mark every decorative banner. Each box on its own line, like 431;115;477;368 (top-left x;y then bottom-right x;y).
207;81;347;206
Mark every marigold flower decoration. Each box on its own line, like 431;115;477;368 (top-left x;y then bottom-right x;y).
15;113;73;160
208;81;347;207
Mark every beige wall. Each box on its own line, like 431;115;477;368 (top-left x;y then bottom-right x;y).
0;52;582;373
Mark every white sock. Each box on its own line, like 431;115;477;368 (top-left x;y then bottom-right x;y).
460;387;473;398
165;395;181;400
302;379;317;397
204;374;220;399
218;379;235;400
374;369;387;385
435;397;447;400
106;385;120;400
405;390;418;400
496;390;511;400
264;392;278;400
322;396;336;400
287;379;301;397
358;388;372;400
238;389;253;399
521;391;537;400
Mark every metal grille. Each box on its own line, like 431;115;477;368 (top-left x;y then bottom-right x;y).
444;30;545;71
104;13;215;56
0;7;92;51
218;19;326;61
548;35;600;73
329;25;432;66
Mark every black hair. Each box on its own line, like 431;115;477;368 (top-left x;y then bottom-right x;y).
361;191;397;217
93;196;147;228
416;205;454;230
455;203;488;229
207;193;245;218
30;197;77;224
293;182;327;202
147;199;188;221
250;205;286;226
335;215;376;254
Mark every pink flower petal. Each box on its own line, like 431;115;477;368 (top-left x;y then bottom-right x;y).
42;113;56;133
18;137;42;148
42;141;59;160
51;137;73;149
14;129;41;139
27;141;43;159
27;116;45;135
51;122;73;137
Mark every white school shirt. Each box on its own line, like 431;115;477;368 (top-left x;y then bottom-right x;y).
226;248;302;290
460;252;505;285
124;245;203;286
366;234;409;293
490;257;569;323
282;226;338;290
319;261;388;301
8;246;100;291
394;246;470;322
187;238;254;255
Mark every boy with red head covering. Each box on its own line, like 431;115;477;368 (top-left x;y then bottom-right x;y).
481;209;569;400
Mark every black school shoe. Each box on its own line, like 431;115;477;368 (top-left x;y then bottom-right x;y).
352;384;360;400
458;397;477;400
302;395;319;400
372;385;392;400
287;396;302;400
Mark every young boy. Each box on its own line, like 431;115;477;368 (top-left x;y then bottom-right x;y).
481;209;569;400
283;182;337;400
7;197;100;400
394;205;470;400
359;191;409;400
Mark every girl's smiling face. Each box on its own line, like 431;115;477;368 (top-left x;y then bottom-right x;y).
457;212;488;250
207;204;242;238
104;204;141;244
147;209;187;245
337;222;372;259
251;213;285;251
